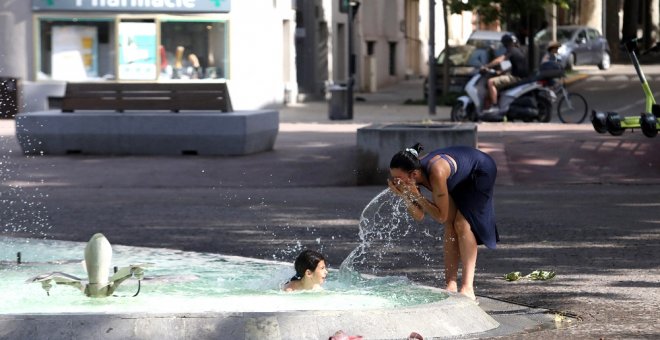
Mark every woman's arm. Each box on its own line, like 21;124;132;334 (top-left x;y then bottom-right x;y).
410;167;450;224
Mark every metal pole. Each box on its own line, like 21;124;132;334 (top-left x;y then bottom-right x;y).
428;0;436;114
347;1;355;119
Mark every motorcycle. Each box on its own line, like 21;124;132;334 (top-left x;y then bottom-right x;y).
451;60;559;122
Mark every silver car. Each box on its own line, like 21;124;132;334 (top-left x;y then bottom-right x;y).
535;25;611;70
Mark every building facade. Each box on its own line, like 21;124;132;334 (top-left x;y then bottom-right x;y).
1;0;476;112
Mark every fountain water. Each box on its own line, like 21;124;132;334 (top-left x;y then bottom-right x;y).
0;190;498;339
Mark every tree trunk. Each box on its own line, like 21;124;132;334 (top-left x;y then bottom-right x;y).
580;0;602;30
643;0;659;49
622;0;640;43
651;0;660;45
606;0;622;61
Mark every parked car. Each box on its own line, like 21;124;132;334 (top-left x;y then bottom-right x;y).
535;25;610;70
424;30;514;99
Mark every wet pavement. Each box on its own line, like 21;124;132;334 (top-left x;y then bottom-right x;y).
1;68;660;338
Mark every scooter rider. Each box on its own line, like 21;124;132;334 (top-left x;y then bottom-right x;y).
482;34;529;112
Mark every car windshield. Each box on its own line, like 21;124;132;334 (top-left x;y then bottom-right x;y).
536;28;575;43
437;45;492;67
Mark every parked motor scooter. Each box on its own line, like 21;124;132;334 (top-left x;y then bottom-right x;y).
451;60;557;122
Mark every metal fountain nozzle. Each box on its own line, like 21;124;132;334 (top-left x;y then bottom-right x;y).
26;233;147;298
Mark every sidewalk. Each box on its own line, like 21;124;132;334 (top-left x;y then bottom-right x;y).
1;76;660;339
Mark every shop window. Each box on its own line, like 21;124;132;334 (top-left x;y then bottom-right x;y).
119;19;158;80
37;18;114;81
160;20;228;80
36;17;228;82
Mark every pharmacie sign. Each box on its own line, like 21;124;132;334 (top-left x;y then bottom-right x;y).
32;0;230;13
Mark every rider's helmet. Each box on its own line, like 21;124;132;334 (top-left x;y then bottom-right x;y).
500;34;516;47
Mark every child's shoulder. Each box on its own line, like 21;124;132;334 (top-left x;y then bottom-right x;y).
282;280;300;292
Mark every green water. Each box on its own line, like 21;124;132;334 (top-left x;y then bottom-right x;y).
0;236;447;314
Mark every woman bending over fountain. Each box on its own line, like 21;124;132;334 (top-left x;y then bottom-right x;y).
283;249;328;292
388;143;498;300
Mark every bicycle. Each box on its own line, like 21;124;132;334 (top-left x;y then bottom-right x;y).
552;77;588;124
538;59;588;123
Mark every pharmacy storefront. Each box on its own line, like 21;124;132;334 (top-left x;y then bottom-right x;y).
32;0;231;82
0;0;296;111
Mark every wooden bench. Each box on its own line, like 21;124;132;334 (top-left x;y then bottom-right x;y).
61;82;233;113
17;81;280;156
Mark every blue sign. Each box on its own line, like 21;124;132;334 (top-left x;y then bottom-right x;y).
33;0;231;13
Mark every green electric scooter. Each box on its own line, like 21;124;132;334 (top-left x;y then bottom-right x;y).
591;38;660;137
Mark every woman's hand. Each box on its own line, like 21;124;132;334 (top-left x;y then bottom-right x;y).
389;177;425;221
387;178;405;197
388;177;422;202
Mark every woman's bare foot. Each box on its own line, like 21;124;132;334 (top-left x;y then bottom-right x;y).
459;287;476;300
445;282;458;293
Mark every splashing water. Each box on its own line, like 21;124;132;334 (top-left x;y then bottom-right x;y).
0;143;52;239
0;77;52;239
339;189;443;282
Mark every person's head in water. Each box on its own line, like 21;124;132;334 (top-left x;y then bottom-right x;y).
389;142;424;185
283;249;328;291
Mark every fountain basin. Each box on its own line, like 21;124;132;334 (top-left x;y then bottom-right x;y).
0;237;498;339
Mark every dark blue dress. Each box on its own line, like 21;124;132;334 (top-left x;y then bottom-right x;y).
420;146;499;249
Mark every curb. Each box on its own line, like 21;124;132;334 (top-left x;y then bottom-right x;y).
564;73;589;85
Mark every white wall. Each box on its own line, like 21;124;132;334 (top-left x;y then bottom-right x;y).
0;0;32;80
227;0;296;110
417;0;446;77
357;0;406;89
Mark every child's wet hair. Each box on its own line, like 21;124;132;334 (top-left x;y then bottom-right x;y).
291;249;326;281
390;142;424;171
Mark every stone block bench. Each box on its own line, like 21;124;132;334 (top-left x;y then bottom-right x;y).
357;123;477;185
14;82;278;156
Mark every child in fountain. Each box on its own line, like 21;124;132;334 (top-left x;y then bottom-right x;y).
283;249;328;292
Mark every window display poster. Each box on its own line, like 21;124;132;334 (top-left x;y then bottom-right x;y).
52;26;98;81
118;22;157;80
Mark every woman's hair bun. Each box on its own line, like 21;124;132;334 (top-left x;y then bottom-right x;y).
412;142;424;153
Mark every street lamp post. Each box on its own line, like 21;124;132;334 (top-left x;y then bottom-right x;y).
428;0;437;114
347;1;360;120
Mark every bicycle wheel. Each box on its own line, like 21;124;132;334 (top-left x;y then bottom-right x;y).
557;92;588;124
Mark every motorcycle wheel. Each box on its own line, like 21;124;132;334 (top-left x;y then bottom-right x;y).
536;97;552;122
451;102;474;122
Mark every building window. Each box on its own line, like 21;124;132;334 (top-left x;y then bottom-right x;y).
36;17;228;82
389;41;397;76
366;41;375;56
37;18;115;81
160;20;228;80
118;19;158;80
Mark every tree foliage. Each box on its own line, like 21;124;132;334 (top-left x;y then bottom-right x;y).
449;0;571;23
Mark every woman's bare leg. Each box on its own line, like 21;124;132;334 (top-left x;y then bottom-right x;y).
453;210;478;300
443;198;460;292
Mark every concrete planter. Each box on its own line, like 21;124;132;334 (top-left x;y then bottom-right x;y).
15;110;279;156
357;123;477;185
